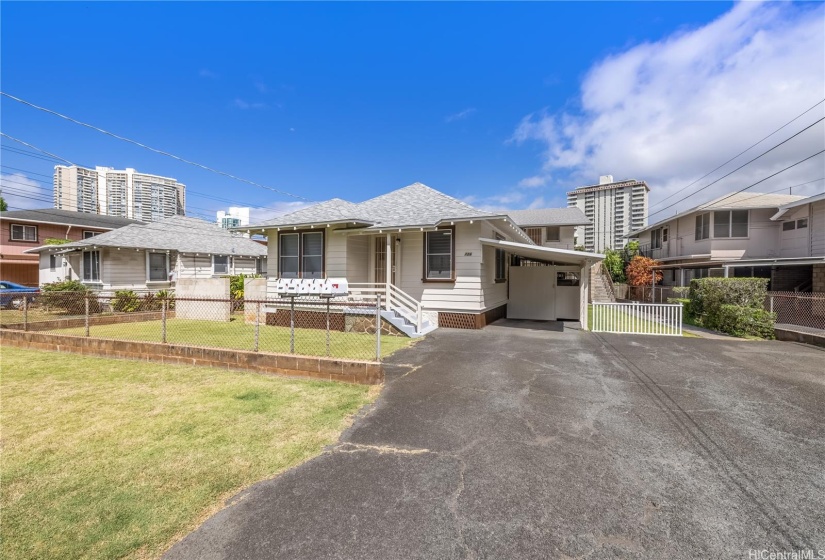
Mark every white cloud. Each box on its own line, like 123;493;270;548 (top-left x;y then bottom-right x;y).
199;68;219;79
445;107;477;123
513;2;825;218
233;98;268;110
248;201;309;224
1;173;49;210
518;175;551;188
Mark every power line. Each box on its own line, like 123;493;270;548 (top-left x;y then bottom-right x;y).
651;98;825;210
1;91;311;201
648;118;825;220
0;132;75;165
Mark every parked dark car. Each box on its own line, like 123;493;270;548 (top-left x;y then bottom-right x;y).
0;281;40;309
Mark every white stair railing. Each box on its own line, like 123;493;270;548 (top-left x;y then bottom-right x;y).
348;283;425;333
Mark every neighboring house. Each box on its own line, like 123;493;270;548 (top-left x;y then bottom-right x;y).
239;182;603;334
24;216;267;291
507;208;590;250
627;191;825;291
1;208;141;286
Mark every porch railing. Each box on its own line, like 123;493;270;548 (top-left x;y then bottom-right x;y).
348;283;424;332
592;302;682;336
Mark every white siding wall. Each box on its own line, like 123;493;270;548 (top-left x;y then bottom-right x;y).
178;255;214;279
326;227;348;277
542;225;577;250
778;206;810;258
479;221;509;310
39;253;67;285
811;200;825;257
103;248;151;289
346;235;370;282
232;257;257;275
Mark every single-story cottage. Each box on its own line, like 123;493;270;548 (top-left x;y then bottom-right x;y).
240;182;603;334
25;216;267;292
507;208;590;250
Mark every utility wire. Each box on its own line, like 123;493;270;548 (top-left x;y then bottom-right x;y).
648;118;825;220
1;91;311;201
651;98;825;209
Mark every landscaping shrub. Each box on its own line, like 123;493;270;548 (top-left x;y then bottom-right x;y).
715;304;776;339
625;255;663;286
688;278;772;337
41;280;94;314
112;290;141;313
603;249;626;283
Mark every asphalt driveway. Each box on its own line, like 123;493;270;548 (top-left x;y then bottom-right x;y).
165;320;825;559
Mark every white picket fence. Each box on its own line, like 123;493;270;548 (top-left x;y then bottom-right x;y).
592;302;683;336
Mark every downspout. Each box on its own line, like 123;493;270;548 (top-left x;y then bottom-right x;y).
66;225;72;239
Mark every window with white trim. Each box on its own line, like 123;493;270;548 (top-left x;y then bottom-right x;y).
695;213;710;241
148;253;169;281
11;224;37;242
713;210;748;238
545;226;560;242
278;231;324;278
83;251;100;282
256;258;267;275
783;221;796;231
213;255;229;275
797;218;808;229
83;231;99;239
651;228;662;250
49;254;58;271
425;229;453;280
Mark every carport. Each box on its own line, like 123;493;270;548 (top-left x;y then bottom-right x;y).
479;238;604;329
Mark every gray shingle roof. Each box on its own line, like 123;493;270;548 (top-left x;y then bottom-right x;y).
249;183;497;230
0;208;143;229
507;208;590;227
30;216;267;256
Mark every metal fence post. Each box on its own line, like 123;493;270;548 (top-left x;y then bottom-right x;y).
375;294;382;362
290;296;295;354
161;297;167;344
325;298;331;357
84;293;90;337
769;295;774;314
23;295;28;331
254;301;260;352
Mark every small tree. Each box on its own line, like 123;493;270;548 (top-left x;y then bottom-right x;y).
0;196;7;211
603;249;625;283
625;256;662;286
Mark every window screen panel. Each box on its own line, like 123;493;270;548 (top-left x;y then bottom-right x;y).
213;255;229;274
149;253;168;281
731;210;748;237
714;211;731;238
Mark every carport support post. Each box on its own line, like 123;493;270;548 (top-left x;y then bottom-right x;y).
651;270;655;303
84;293;90;337
375;294;382;362
22;296;28;331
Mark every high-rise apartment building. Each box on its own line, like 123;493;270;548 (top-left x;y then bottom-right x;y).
566;175;649;252
216;207;250;229
53;165;185;222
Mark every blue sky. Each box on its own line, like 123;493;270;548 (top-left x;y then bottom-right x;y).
2;2;823;223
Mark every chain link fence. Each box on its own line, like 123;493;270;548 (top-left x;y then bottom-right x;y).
765;291;825;331
1;290;411;361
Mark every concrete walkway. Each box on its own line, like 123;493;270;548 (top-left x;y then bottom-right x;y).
165;323;825;559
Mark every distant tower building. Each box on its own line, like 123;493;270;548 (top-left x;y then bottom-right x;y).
53;165;185;222
566;175;649;252
216;207;250;229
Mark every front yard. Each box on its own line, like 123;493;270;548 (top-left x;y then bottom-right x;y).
53;317;412;360
1;347;377;560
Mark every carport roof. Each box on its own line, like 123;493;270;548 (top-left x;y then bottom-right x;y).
480;238;604;266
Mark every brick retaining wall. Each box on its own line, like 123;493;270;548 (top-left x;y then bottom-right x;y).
1;330;383;385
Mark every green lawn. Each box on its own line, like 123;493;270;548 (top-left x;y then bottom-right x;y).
1;347;378;560
54;317;412;361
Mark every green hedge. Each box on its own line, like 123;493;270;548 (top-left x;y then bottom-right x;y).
715;305;776;339
688;277;768;318
688;278;772;338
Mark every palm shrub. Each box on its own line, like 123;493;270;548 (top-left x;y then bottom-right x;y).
112;290;141;313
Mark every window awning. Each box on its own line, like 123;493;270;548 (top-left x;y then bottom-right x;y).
479;238;604;266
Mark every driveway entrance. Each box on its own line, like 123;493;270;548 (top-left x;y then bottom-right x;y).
165;326;825;559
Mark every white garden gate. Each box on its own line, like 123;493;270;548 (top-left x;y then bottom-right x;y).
591;302;682;336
